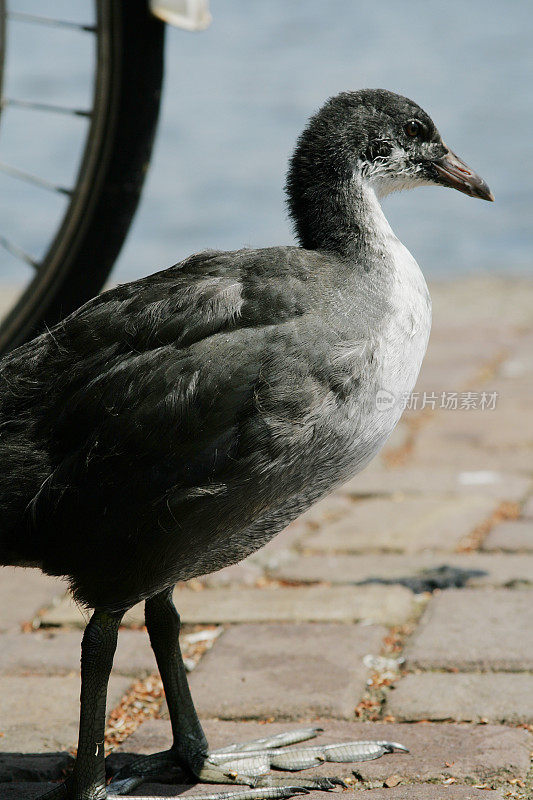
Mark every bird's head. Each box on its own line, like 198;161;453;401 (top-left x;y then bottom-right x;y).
286;89;493;251
352;89;494;201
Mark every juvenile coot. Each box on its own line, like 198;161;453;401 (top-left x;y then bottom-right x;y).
0;89;492;800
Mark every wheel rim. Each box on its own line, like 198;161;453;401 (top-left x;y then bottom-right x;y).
0;1;118;350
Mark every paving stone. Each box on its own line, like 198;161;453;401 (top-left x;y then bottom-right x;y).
123;585;415;626
188;623;385;719
483;519;533;551
382;420;410;452
413;360;480;395
270;552;533;588
251;491;409;573
117;717;531;782
0;675;131;753
0;569;63;632
506;330;533;369
410;426;533;474
500;357;533;381
40;594;144;629
0;752;73;783
339;467;532;503
427;326;509;362
493;375;533;401
403;589;533;670
0;629;156;678
302;494;496;553
423;330;496;366
422;332;480;363
248;521;309;572
483;370;533;395
197;560;264;587
38;594;90;628
330;789;503;800
115;718;172;755
40;581;415;630
479;406;533;449
388;673;533;723
522;495;533;519
429;277;533;329
407;399;533;452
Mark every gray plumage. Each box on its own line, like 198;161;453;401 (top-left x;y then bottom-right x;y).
0;88;493;800
0;89;491;613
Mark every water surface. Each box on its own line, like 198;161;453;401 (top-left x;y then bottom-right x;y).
1;0;531;288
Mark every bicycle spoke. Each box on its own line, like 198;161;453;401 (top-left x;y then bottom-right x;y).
6;12;96;33
0;162;71;196
0;235;39;269
0;0;164;352
3;98;91;117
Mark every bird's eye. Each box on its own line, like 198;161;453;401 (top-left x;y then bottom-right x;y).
405;120;422;138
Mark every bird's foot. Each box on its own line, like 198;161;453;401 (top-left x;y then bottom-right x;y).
107;727;408;799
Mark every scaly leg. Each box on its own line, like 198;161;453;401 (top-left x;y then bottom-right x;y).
39;608;124;800
108;589;407;799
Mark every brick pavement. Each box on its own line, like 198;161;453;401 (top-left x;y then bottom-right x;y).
1;277;533;799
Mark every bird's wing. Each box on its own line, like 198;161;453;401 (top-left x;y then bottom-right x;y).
1;247;373;600
3;247;348;481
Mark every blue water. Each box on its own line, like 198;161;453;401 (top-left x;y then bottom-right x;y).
1;0;532;286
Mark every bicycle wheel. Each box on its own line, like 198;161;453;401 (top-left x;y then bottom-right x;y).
0;0;165;352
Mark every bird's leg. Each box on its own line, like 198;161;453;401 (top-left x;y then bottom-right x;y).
108;590;338;796
107;589;408;800
108;587;228;796
39;608;124;800
145;588;208;768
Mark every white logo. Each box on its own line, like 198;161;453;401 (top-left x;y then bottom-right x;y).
375;389;396;411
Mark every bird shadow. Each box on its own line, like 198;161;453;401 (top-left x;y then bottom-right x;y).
0;751;197;797
354;563;488;593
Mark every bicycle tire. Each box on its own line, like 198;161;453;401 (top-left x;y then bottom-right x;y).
0;0;165;352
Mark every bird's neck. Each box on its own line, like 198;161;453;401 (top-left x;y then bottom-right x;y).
289;169;396;261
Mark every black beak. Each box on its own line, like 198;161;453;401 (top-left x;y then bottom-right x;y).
432;150;494;201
